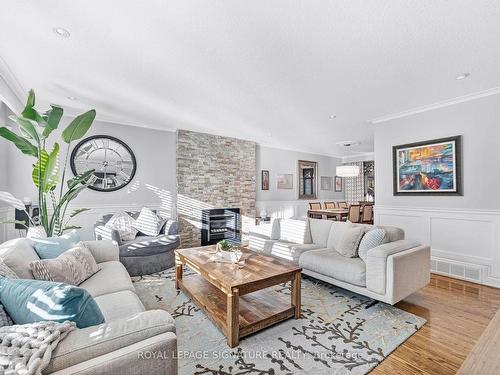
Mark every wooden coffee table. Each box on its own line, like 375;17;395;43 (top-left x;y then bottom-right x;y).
175;246;302;347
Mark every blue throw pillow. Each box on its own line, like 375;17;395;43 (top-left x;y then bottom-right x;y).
31;230;80;259
0;278;105;328
357;228;387;261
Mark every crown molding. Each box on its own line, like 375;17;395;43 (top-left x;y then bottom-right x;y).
369;87;500;124
341;152;374;163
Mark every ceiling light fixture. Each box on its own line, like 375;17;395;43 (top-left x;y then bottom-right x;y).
329;115;337;119
335;140;360;147
336;165;360;177
455;73;470;80
53;27;70;38
67;96;78;100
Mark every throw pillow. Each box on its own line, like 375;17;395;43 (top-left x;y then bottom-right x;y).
0;304;13;327
30;244;99;285
133;207;164;236
335;226;366;258
105;210;138;241
358;228;387;261
0;278;105;328
0;259;18;278
31;230;81;259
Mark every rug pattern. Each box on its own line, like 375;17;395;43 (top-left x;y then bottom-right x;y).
132;268;425;375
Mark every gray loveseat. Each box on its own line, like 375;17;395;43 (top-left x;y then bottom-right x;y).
94;211;180;276
249;218;430;305
0;238;178;374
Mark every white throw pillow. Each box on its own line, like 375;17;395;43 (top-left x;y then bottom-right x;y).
133;207;164;236
279;218;312;244
105;211;138;241
358;229;386;261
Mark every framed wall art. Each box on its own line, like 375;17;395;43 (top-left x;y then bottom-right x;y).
393;135;462;195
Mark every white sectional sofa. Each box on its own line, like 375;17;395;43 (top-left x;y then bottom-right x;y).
249;218;430;305
0;238;177;375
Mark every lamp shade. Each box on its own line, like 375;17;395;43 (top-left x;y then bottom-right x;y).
336;165;360;177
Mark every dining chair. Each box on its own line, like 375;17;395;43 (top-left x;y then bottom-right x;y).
338;201;348;209
361;204;374;224
308;202;323;219
347;204;361;223
323;201;338;220
324;201;337;209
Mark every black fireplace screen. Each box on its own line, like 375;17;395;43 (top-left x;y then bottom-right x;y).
201;208;241;246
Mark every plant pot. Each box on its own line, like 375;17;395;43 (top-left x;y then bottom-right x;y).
27;226;47;239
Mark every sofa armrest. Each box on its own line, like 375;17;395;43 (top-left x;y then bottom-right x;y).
94;224;122;245
365;239;421;295
83;240;120;263
48;332;177;375
45;310;176;374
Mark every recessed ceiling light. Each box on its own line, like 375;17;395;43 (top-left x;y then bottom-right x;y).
53;27;70;38
455;73;470;80
335;140;360;147
329;115;337;119
67;96;78;100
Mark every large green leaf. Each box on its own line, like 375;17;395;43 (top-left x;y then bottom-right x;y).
69;207;91;218
42;105;63;138
20;89;46;125
0;127;38;157
62;110;96;143
10;115;40;143
32;143;60;192
67;169;95;190
26;89;35;108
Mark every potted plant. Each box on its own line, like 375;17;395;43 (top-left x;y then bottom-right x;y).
0;90;96;237
216;239;242;263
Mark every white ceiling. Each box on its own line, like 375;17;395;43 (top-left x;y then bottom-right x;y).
1;1;500;157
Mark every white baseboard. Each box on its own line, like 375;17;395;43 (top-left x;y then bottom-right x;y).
375;205;500;288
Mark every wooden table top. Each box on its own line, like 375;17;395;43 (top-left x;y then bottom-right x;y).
175;246;301;291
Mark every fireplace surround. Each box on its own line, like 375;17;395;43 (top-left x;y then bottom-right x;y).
201;208;241;246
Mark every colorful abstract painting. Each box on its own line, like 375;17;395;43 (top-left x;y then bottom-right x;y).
393;136;462;195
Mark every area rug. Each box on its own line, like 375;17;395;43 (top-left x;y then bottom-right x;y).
132;268;425;375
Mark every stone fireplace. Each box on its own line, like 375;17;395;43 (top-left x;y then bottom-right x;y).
176;130;256;248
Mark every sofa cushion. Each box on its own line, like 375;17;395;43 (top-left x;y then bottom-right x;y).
308;219;333;247
30;244;99;285
0;238;39;279
45;310;175;374
94;290;145;321
376;225;404;242
119;235;179;257
79;261;135;297
299;248;366;286
133;207;166;236
0;259;18;278
268;241;323;264
279;218;312;244
31;230;80;259
105;211;138;241
0;278;104;328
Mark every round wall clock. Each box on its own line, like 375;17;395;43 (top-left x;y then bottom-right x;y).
70;135;137;192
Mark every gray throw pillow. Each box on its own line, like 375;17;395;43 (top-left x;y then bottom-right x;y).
335;226;366;258
133;207;165;236
30;244;100;286
358;228;387;261
0;259;18;279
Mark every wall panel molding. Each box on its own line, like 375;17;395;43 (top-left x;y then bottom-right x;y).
375;205;500;288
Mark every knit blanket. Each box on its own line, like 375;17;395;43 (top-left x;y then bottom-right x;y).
0;321;76;375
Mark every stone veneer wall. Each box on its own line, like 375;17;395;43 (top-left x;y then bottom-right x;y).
176;129;256;248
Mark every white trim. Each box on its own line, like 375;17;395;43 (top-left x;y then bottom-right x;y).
369;87;500;124
341;153;375;163
375;205;500;216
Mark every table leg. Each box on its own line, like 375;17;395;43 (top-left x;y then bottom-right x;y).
227;288;239;347
291;272;301;318
175;262;183;289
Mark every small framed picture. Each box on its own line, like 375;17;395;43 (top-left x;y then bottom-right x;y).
277;174;293;189
334;176;343;192
320;176;333;191
261;170;269;190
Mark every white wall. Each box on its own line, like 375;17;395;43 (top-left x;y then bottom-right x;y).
374;94;500;287
0;109;177;241
256;145;344;218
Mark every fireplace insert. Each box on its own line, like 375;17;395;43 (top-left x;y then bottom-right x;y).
201;208;241;246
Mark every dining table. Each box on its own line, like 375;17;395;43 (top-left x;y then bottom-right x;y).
307;207;364;221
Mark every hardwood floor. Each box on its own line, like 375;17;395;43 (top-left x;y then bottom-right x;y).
372;274;500;375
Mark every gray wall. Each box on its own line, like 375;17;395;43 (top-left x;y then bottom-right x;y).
256;146;344;201
374;94;500;210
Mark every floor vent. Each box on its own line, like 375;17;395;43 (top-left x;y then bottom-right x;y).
431;257;484;283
